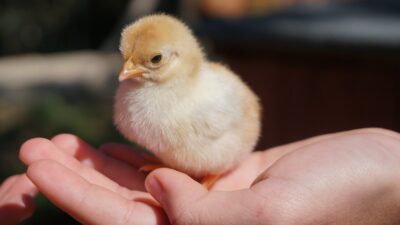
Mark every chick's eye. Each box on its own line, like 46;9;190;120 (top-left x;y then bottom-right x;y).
151;54;162;64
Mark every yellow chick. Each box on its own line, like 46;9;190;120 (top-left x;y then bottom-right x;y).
114;14;261;186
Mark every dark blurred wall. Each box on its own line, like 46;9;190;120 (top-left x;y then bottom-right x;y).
216;48;400;149
0;0;129;55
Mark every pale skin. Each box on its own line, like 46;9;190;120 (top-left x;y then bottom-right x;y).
0;174;37;225
1;128;400;224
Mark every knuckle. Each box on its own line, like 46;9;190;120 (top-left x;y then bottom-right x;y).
20;137;48;152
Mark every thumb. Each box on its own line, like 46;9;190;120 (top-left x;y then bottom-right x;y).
145;169;270;225
145;168;207;222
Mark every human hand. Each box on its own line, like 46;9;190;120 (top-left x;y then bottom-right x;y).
18;128;400;225
19;135;169;225
142;128;400;225
0;174;37;225
17;132;278;225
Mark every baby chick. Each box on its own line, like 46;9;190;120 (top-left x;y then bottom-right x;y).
114;14;261;186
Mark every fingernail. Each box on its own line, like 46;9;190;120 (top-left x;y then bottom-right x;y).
147;175;163;200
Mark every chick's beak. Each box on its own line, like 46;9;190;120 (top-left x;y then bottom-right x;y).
119;61;146;81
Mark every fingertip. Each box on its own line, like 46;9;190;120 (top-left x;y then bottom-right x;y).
145;168;170;185
146;168;205;188
51;133;81;155
52;134;98;162
145;168;173;199
145;168;207;200
145;172;164;202
19;138;53;165
51;133;77;143
144;168;208;223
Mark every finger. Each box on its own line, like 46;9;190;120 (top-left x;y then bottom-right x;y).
51;134;146;189
0;175;19;197
0;174;37;225
99;143;150;168
145;168;264;225
27;160;168;225
145;168;207;214
51;134;101;166
0;174;37;200
19;138;145;194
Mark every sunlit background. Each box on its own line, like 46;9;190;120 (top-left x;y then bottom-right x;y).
0;0;399;224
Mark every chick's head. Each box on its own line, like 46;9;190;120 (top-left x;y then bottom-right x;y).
119;14;204;84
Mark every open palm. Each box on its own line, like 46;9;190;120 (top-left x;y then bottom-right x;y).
18;133;276;225
18;128;400;225
18;132;289;225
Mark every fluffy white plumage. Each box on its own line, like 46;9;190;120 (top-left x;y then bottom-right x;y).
114;14;261;178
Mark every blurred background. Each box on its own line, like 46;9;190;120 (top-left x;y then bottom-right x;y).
0;0;399;224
